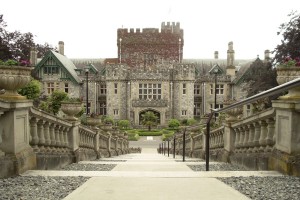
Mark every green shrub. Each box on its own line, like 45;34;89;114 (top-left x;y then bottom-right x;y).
187;118;197;126
161;130;175;141
168;119;180;129
118;120;130;129
138;131;162;136
127;132;140;141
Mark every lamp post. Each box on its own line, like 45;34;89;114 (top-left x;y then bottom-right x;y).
213;68;219;122
85;67;89;116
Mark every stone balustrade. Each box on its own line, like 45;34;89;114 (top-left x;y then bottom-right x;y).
78;125;96;149
29;107;72;152
231;108;275;153
0;98;132;178
210;126;225;149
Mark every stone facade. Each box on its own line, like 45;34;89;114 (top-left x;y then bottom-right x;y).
32;22;271;127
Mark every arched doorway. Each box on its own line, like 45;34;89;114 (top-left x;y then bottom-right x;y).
139;109;161;125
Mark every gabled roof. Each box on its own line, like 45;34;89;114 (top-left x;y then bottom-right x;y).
35;51;82;84
209;64;224;75
232;58;258;85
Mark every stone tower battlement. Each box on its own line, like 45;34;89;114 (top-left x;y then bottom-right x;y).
161;22;181;34
117;22;184;67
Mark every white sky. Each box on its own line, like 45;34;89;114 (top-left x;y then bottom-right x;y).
1;0;299;59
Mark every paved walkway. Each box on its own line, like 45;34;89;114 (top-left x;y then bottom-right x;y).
22;147;282;200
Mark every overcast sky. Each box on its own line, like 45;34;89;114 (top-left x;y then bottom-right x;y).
1;0;299;59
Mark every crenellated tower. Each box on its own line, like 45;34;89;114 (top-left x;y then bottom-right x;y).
117;22;184;68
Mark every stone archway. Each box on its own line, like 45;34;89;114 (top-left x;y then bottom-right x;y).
139;109;161;125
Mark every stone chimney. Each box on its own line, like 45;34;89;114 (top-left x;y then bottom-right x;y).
264;49;270;63
227;41;235;67
58;41;64;55
226;41;235;76
214;51;218;59
29;47;37;66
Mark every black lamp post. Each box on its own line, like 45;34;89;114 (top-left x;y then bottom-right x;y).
85;67;89;116
213;68;219;122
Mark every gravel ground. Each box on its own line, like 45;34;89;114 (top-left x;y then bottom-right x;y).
0;176;89;200
95;159;127;162
61;163;117;171
218;176;300;200
188;163;249;171
175;159;205;162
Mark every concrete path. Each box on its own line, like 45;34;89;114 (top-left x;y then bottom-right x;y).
22;138;282;199
63;152;254;200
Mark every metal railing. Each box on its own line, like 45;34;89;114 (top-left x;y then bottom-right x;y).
205;77;300;171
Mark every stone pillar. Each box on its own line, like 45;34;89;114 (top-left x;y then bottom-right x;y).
224;123;235;152
273;100;300;154
94;130;99;152
0;99;36;176
271;100;300;175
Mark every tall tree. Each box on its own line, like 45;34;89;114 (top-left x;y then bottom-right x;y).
0;14;12;60
272;11;300;65
0;14;55;61
243;58;278;97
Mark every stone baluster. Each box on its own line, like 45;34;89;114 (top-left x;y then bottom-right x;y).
90;133;93;148
213;132;217;148
210;134;214;148
29;117;39;148
266;118;275;151
213;133;217;148
215;132;219;148
82;132;86;147
82;131;85;147
58;126;64;150
37;120;45;149
49;123;56;149
43;121;51;150
243;126;249;151
216;132;219;148
55;125;61;149
253;122;261;152
259;120;268;151
247;124;255;151
64;127;69;149
234;128;240;151
238;127;245;152
0;130;4;157
220;130;224;148
79;130;84;147
88;133;91;148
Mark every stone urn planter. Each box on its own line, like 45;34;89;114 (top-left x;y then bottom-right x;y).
276;67;300;100
100;123;113;131
86;116;102;129
60;102;83;121
223;99;243;122
0;66;32;100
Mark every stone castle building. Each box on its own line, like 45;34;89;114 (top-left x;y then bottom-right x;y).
32;22;271;127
